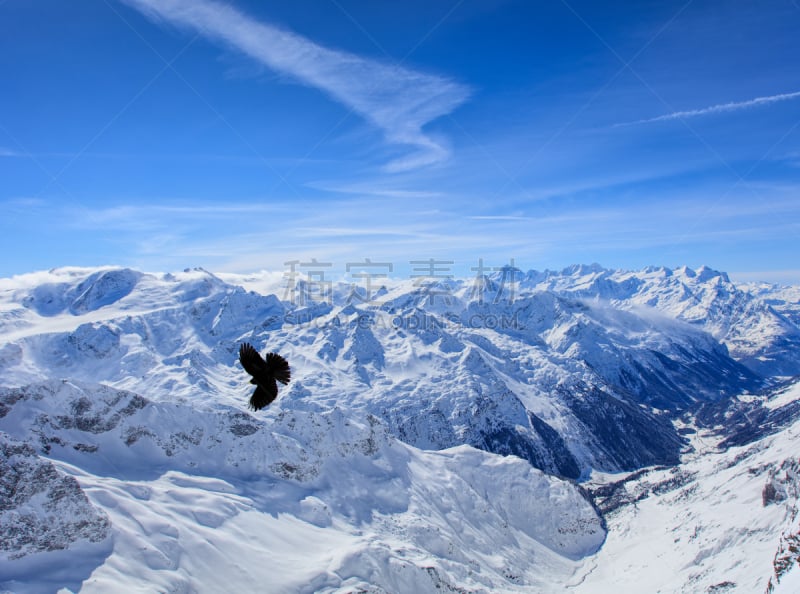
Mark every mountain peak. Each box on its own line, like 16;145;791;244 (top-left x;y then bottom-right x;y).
560;263;608;276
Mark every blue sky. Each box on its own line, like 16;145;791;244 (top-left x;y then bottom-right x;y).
2;0;799;283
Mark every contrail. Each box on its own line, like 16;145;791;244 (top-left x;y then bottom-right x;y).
616;90;800;127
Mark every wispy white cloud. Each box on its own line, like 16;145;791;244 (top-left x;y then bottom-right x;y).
122;0;470;171
616;90;800;127
468;215;530;221
307;180;444;200
12;181;800;278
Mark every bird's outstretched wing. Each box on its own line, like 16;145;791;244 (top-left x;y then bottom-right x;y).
239;342;291;411
239;342;267;379
264;352;291;385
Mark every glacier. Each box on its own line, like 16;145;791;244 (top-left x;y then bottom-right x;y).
0;264;799;592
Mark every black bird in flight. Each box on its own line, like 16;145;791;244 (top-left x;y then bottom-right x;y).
239;342;291;410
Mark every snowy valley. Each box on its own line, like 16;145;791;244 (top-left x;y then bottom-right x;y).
1;264;799;593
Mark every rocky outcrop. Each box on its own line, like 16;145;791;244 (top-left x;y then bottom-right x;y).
0;432;110;561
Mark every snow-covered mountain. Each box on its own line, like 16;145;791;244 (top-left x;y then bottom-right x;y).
0;264;798;592
0;379;605;593
0;265;779;477
512;264;800;378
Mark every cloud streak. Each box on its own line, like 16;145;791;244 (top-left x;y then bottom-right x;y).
617;90;800;127
123;0;470;171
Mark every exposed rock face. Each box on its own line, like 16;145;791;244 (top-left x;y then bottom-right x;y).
0;432;110;561
764;458;800;592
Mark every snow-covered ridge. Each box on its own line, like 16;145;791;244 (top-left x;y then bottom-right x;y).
0;380;604;593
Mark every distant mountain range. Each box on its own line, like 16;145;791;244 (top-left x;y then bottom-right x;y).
1;264;799;592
